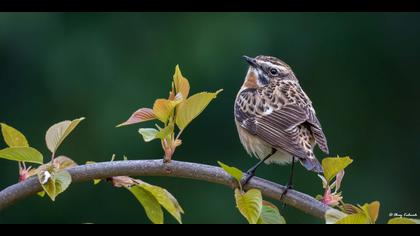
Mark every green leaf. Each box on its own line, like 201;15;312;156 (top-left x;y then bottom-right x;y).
388;217;420;224
45;118;85;154
0;147;43;164
175;90;223;130
139;128;159;142
257;201;286;224
155;123;174;140
37;191;46;198
322;156;353;183
173;65;190;99
55;170;72;195
38;169;72;201
335;213;371;224
217;161;243;184
0;123;29;147
138;181;184;224
360;201;380;224
128;185;164;224
117;108;156;127
235;188;263;224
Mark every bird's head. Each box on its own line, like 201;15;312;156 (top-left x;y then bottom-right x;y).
242;55;296;89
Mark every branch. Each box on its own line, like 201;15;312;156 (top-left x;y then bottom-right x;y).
0;159;337;220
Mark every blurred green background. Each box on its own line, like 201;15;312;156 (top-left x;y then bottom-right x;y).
0;13;419;224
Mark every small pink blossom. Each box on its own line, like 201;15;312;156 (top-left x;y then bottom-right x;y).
18;165;32;182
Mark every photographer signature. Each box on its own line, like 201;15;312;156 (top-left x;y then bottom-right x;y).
389;212;418;217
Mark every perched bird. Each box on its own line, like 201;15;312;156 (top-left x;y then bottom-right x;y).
234;55;329;194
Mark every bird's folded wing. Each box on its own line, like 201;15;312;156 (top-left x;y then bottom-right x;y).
239;103;329;159
256;105;309;159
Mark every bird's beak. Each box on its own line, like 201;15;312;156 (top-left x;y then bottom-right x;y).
243;55;258;68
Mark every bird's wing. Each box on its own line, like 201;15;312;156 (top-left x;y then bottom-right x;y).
255;104;312;159
235;81;329;160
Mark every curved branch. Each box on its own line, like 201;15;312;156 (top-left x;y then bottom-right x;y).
0;159;335;220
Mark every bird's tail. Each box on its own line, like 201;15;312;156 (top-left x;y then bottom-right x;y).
298;157;323;173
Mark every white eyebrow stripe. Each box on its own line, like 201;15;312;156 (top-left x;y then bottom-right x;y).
259;61;288;72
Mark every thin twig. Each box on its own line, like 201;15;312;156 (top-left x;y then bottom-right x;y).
0;159;337;220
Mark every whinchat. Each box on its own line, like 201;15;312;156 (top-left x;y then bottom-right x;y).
235;55;329;189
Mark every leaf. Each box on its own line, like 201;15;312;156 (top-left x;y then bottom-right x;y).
334;170;345;192
173;65;190;99
360;201;380;223
175;90;223;130
217;161;243;184
388;217;420;224
37;191;46;198
257;201;286;224
111;176;135;188
335;213;371;224
153;99;177;123
139;128;159;142
322;156;353;183
45;118;85;154
117;108;156;127
235;188;263;224
138;181;184;224
0;123;29;147
340;203;362;215
55;170;72;196
0;147;43;164
325;208;348;224
55;156;78;170
128;185;164;224
38;169;72;201
155;123;174;140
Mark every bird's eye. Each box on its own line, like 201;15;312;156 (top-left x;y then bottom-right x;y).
269;68;279;75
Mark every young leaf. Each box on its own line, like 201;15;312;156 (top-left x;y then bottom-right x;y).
175;90;223;131
128;185;164;224
138;181;184;224
173;65;190;99
55;170;72;196
0;147;43;164
335;213;371;224
155;123;175;140
153;99;176;123
360;201;380;224
38;169;72;201
235;188;263;224
117;108;156;127
257;201;286;224
0;123;29;147
322;156;353;183
217;161;243;184
37;191;46;198
45;118;85;154
139;128;159;142
340;203;362;215
55;156;78;170
388;217;420;224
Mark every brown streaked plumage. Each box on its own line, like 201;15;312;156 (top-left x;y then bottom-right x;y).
235;55;329;174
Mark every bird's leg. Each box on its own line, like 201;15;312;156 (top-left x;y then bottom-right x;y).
280;156;295;209
242;148;276;186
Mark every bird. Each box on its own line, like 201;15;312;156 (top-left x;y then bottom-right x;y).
234;55;329;198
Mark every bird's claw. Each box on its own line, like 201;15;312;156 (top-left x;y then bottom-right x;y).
241;171;255;187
